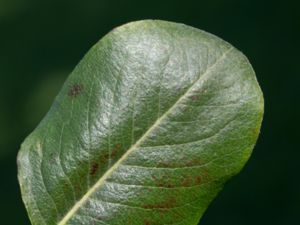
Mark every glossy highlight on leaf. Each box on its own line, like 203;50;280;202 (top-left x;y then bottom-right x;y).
17;20;264;225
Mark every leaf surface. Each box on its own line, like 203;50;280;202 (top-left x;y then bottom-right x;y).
18;20;264;225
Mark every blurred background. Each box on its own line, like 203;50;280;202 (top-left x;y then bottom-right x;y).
0;0;299;224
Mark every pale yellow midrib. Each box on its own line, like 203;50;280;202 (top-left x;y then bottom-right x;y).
57;47;233;225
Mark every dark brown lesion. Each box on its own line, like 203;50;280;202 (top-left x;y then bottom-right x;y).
185;158;203;167
144;221;151;225
181;175;194;187
189;95;200;101
152;174;175;188
181;173;208;187
99;144;122;162
195;176;203;185
68;84;84;97
89;144;122;177
143;197;177;209
89;162;99;176
188;89;204;101
111;144;122;158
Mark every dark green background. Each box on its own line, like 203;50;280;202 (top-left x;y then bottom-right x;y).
0;0;299;224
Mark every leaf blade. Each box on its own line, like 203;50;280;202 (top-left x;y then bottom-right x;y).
18;20;264;225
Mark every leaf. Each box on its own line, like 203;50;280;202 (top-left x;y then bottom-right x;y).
18;20;264;225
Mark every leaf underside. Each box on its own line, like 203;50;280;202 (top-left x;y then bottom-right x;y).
18;20;264;225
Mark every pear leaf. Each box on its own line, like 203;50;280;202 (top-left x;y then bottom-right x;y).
18;20;264;225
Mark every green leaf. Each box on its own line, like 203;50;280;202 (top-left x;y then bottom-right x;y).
18;20;264;225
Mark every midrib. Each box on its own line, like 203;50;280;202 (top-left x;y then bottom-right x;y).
57;47;233;225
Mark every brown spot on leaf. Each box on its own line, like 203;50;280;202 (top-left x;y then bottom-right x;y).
99;144;122;163
103;153;109;160
185;158;203;167
111;144;121;158
189;95;199;101
152;174;175;188
143;197;177;209
165;183;175;188
181;175;193;187
68;84;84;97
195;176;203;184
90;162;99;176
